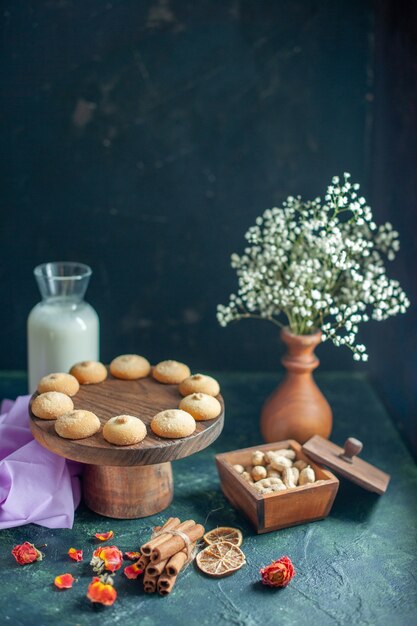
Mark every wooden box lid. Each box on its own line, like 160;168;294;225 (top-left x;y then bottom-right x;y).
302;435;390;495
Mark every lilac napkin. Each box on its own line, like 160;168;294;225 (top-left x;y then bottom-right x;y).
0;395;83;529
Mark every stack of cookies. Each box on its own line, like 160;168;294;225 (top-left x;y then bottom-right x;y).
31;356;222;447
151;362;221;439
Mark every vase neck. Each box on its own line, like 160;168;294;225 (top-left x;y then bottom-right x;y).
281;328;321;373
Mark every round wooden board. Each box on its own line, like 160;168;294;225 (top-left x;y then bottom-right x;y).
29;371;224;467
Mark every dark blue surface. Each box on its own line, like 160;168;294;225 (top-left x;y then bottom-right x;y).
1;1;415;456
0;371;417;626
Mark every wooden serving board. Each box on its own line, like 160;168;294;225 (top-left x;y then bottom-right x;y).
29;370;224;467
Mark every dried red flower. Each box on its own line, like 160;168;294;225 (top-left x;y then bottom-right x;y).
68;548;83;562
95;531;114;541
54;573;75;589
124;551;141;560
11;542;43;565
92;546;123;573
260;556;295;588
123;561;143;580
87;576;117;606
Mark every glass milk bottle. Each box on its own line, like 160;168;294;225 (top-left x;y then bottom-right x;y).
27;262;99;392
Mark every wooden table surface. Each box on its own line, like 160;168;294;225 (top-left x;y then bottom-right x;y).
1;371;416;626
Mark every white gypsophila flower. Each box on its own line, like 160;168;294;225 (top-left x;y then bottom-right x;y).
217;173;410;360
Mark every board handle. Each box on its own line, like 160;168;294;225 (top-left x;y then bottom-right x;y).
339;437;363;464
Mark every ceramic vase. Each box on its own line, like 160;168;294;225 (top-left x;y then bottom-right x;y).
260;327;332;444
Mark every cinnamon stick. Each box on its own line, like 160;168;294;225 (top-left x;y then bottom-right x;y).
151;523;204;563
136;554;150;570
146;558;168;577
158;575;171;589
143;568;159;593
166;550;188;577
146;538;195;576
159;519;195;538
140;524;161;568
163;539;196;576
141;517;180;555
147;520;195;559
158;573;177;595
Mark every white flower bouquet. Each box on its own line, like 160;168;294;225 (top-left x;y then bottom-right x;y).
217;173;410;361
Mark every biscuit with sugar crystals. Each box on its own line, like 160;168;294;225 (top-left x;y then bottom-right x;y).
179;392;222;421
179;373;220;397
37;372;80;397
103;415;147;446
70;361;108;384
32;391;74;420
55;410;101;439
150;409;196;439
110;354;151;380
152;360;191;385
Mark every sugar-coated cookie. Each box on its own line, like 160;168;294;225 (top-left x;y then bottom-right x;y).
150;409;196;439
178;373;220;397
103;415;147;446
32;391;74;420
70;361;108;385
37;372;80;397
110;354;151;380
152;360;191;384
55;410;101;439
179;392;222;421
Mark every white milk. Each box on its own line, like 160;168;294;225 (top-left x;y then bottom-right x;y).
28;299;99;392
27;262;99;392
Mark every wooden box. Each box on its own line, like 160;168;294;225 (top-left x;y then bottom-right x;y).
215;439;339;534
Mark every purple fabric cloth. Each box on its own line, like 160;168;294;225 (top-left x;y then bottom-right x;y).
0;395;82;529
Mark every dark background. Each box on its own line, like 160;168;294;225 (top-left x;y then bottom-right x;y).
1;1;416;457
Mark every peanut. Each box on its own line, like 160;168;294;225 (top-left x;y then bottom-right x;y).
254;478;270;489
251;465;267;481
294;459;308;471
282;467;299;489
241;471;253;483
266;466;281;478
263;451;275;464
291;466;300;484
253;482;273;494
251;450;266;466
254;476;286;495
271;482;287;492
269;477;284;486
256;477;285;489
275;449;296;460
299;466;316;485
269;456;293;471
265;448;295;463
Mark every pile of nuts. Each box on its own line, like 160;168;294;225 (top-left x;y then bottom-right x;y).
232;448;317;495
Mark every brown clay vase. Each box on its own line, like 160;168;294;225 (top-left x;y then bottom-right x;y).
260;327;332;444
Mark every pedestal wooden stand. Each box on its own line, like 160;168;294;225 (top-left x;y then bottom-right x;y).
29;374;224;519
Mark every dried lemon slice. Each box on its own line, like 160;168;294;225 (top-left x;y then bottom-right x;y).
196;541;246;577
203;527;243;547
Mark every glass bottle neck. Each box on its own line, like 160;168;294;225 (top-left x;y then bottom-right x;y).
34;262;92;303
41;295;84;303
